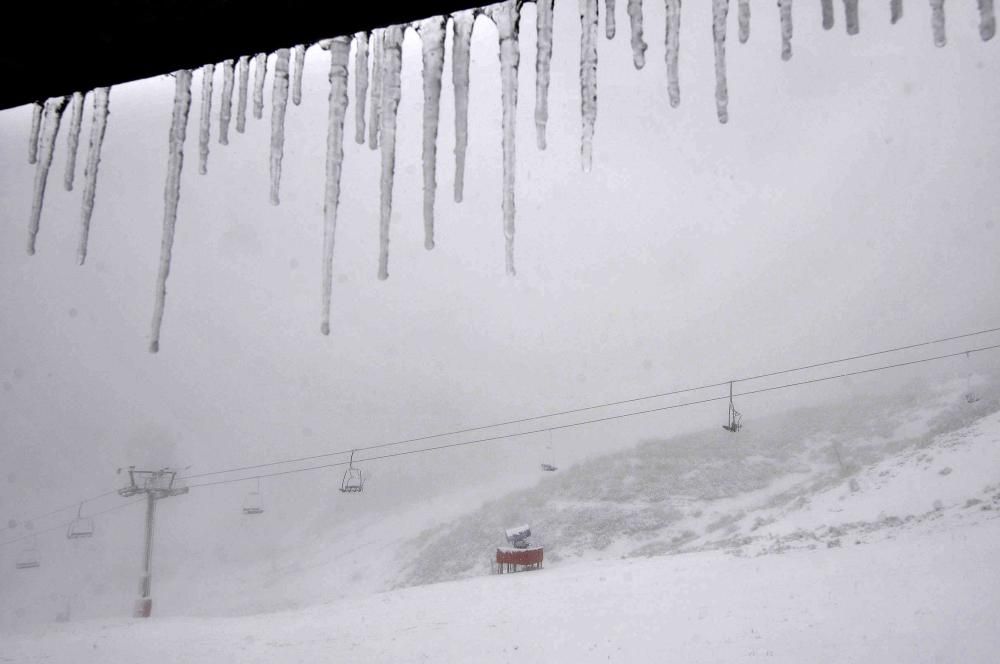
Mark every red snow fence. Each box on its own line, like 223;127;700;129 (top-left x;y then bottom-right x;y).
495;546;543;574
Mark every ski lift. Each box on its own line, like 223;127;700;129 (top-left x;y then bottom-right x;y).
339;450;363;493
66;503;94;539
722;381;743;433
15;540;40;570
242;477;264;515
540;430;558;472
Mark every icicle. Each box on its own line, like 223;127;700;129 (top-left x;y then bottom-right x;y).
453;10;477;199
219;60;234;145
981;0;996;40
28;103;42;164
26;97;69;255
779;0;793;61
822;0;835;30
486;0;521;276
377;26;404;281
606;0;617;38
628;0;648;68
844;0;860;35
292;44;306;105
664;0;682;108
63;91;84;191
198;64;214;175
418;17;446;250
369;29;384;150
713;0;729;124
354;33;369;144
253;53;267;119
738;0;750;42
930;0;946;47
321;37;351;336
77;87;110;266
580;0;599;172
891;0;903;24
149;71;193;354
534;2;553;151
270;49;291;205
236;56;250;133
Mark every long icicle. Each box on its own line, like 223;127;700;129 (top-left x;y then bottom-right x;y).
63;91;85;191
418;17;447;250
737;0;750;44
982;0;996;40
606;0;617;38
236;55;250;133
270;49;291;205
28;103;42;164
713;0;729;124
628;0;648;68
665;0;682;108
369;29;384;150
487;0;521;276
454;10;477;197
534;1;553;150
27;96;69;255
198;64;214;174
292;44;306;106
321;37;351;336
77;87;111;266
219;60;235;145
377;26;404;281
891;0;903;24
738;0;750;42
779;0;793;61
930;0;946;47
253;53;267;119
354;33;369;144
150;71;193;354
822;0;835;30
580;0;599;172
844;0;860;35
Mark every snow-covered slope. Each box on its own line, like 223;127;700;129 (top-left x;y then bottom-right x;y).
3;374;1000;661
396;377;1000;588
4;506;999;663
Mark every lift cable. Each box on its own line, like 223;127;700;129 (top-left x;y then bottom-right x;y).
178;325;1000;483
0;498;146;548
6;326;1000;532
0;489;121;535
177;342;1000;491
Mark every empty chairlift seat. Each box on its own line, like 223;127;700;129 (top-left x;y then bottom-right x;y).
66;503;94;539
340;450;364;493
16;546;40;570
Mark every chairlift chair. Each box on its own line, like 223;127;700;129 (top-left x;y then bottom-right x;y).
540;464;558;472
242;477;265;514
722;382;743;433
15;542;40;569
340;450;364;493
66;503;94;539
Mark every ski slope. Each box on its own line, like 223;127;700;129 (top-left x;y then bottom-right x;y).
3;512;999;663
3;378;1000;661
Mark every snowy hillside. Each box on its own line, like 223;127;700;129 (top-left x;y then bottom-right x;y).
4;412;1000;662
4;375;1000;662
396;376;1000;587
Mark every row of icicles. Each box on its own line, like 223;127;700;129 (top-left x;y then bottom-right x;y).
22;0;997;352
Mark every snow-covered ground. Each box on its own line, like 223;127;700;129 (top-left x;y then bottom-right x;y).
4;514;999;662
4;378;1000;661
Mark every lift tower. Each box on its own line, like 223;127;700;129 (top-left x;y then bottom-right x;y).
118;466;188;618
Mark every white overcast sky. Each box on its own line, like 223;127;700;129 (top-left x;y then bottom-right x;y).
1;2;999;537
